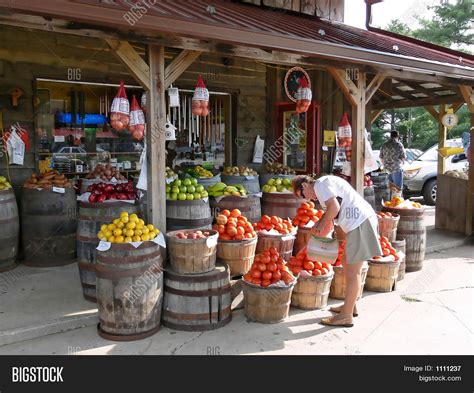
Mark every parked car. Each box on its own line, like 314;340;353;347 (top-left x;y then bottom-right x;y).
53;146;87;159
403;139;467;205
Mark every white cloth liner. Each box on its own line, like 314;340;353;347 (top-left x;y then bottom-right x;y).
77;192;135;203
97;232;166;252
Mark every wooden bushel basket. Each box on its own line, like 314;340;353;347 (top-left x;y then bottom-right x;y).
166;230;218;275
242;280;295;323
365;260;400;292
329;262;368;300
291;272;334;310
293;226;311;256
217;237;257;276
256;232;296;262
377;213;400;242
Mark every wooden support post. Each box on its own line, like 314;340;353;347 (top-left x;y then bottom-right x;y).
437;104;447;175
351;73;367;195
146;45;167;233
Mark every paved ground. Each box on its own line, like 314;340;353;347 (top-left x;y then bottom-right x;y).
0;245;472;355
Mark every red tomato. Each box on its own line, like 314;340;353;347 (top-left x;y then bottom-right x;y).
243;273;252;282
261;255;271;264
321;267;329;275
267;262;277;272
252;278;262;286
272;271;281;281
303;261;315;271
262;271;273;280
261;279;271;287
312;269;322;276
251;269;262;279
269;247;278;255
314;261;323;269
292;266;302;275
270;254;279;263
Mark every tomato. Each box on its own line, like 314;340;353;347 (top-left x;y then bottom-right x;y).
295;259;303;267
303;261;314;270
314;261;323;269
267;262;277;272
262;271;273;280
382;248;390;257
302;202;311;210
263;250;271;257
312;269;322;276
274;223;283;232
389;247;396;255
271;277;280;284
308;201;315;209
261;215;271;224
220;234;231;240
251;231;257;238
217;224;226;234
227;226;237;237
293;219;300;226
264;223;273;231
292;266;302;275
251;269;262;279
236;226;245;236
269;247;278;255
300;215;310;224
254;255;261;263
230;209;241;218
394;254;399;261
257;263;267;272
272;271;281;281
306;209;315;217
270;254;279;263
244;233;253;239
245;224;253;233
239;216;248;223
234;234;244;241
297;207;307;215
261;279;271;287
276;262;284;271
316;210;324;219
243;273;252;282
252;278;262;286
321;267;329;275
221;209;231;217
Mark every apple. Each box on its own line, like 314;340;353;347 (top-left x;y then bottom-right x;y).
191;178;198;186
183;178;192;186
187;185;196;194
176;232;186;239
200;191;208;198
178;193;187;201
193;193;201;200
171;186;180;194
186;193;194;201
195;185;204;193
179;186;187;194
188;233;197;239
170;193;178;200
173;179;181;187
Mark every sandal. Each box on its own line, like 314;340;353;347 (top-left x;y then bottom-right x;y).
329;306;359;317
320;316;354;328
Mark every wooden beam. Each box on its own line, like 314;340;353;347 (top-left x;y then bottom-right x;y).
327;67;360;107
365;74;385;102
146;44;167;233
451;102;464;113
105;39;150;89
371;109;384;124
165;50;202;89
351;72;367;195
424;105;439;120
401;80;439;98
438;104;447;175
459;85;474;113
373;94;464;109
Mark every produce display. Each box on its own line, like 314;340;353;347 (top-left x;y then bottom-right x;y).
185;165;214;179
383;196;423;209
288;247;334;276
0;176;12;191
364;175;373;187
166;178;208;200
173;230;212;240
86;181;137;203
85;164;126;181
222;166;257;176
213;209;257;240
207;182;247;197
372;236;400;261
253;215;295;235
165;166;177;180
292;201;324;228
376;211;398;219
445;170;468;180
264;162;296;175
261;178;293;193
97;212;160;243
242;247;295;287
23;171;72;189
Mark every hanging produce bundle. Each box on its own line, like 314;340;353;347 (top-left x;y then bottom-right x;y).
295;76;312;113
192;75;209;116
337;112;352;161
129;95;146;141
110;81;130;131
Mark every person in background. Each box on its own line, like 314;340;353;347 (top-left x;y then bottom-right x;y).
292;175;382;328
380;130;406;189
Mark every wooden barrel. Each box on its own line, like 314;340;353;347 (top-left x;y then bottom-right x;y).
329;262;368;300
259;173;295;188
291;272;334;310
221;174;260;195
217;237;257;276
166;199;212;231
365;260;400;292
196;174;221;190
77;201;141;302
377;213;400;242
383;206;426;272
242;280;295;323
293;226;311;256
162;264;232;331
255;232;296;262
392;239;406;281
166;230;218;274
96;242;164;341
21;188;77;267
364;186;376;210
210;195;261;224
0;189;19;272
372;173;390;210
261;192;303;219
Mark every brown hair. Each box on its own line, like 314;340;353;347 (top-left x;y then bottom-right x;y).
292;175;315;198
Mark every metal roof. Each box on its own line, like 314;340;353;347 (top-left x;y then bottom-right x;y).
1;0;474;79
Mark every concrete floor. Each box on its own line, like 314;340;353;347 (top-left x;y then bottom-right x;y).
0;245;472;355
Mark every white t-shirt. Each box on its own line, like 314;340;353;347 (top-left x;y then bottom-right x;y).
313;175;375;233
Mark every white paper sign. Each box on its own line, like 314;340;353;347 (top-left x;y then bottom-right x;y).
154;232;166;248
206;236;218;248
97;241;111;252
54;135;65;143
52;187;65;194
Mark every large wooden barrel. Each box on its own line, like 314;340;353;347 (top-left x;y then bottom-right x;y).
0;189;19;272
77;201;141;302
377;213;400;242
210;195;261;224
329;262;368;300
221;174;260;195
196;174;221;190
217;237;257;276
364;186;376;210
365;260;400;292
162;264;232;331
256;232;296;262
259;173;295;188
293;226;311;256
242;280;295;323
291;272;333;310
392;239;406;281
166;199;212;231
21;188;77;267
261;192;303;219
383;206;426;272
96;242;164;341
372;173;390;210
166;230;218;274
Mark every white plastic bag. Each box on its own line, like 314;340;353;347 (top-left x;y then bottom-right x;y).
6;127;25;165
136;149;147;191
253;135;264;163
